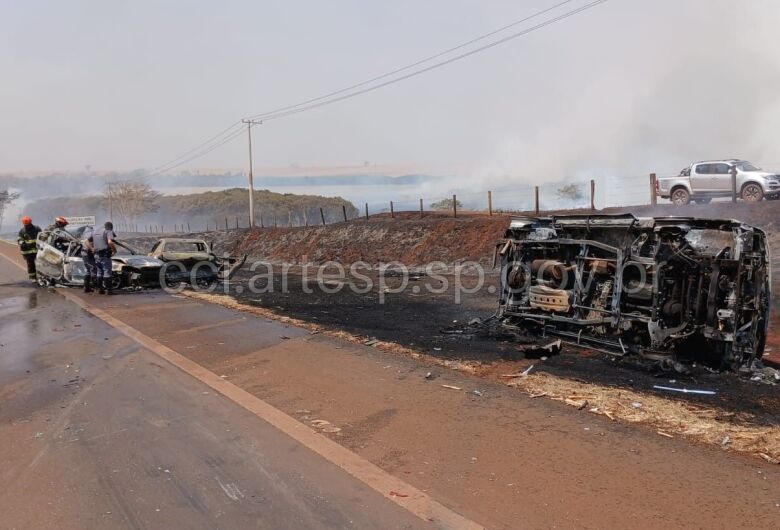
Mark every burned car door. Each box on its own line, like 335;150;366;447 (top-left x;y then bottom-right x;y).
35;232;65;280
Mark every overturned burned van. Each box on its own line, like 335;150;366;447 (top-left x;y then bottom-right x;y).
497;215;771;370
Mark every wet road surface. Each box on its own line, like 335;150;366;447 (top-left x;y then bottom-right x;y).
0;249;428;529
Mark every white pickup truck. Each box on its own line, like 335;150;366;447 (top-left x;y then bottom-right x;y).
656;159;780;205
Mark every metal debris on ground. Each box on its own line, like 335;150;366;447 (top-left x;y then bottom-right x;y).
441;384;462;391
515;340;562;359
472;390;484;397
521;364;535;376
652;385;717;396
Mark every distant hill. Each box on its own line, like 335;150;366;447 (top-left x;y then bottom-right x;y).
23;188;359;229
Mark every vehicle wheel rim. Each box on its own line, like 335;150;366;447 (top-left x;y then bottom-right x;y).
672;191;687;204
744;185;761;202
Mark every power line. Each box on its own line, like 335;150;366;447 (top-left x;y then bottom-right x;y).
151;0;607;174
245;0;579;121
257;0;607;123
151;121;243;175
149;127;245;176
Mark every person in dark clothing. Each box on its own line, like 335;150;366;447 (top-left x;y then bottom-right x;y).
17;217;41;281
81;226;97;293
88;221;117;294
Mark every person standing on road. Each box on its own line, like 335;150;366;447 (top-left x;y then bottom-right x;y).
89;221;117;295
81;226;97;293
17;216;41;282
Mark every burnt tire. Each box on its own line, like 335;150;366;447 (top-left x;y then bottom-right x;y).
741;183;764;203
670;187;690;205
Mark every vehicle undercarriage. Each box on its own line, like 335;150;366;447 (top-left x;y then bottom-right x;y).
498;215;772;370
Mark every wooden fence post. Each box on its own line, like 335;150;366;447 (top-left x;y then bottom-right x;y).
224;218;228;231
731;166;738;203
488;191;493;216
420;198;424;218
365;203;369;220
650;173;657;206
534;187;539;215
303;210;308;226
590;179;596;210
453;194;457;218
390;201;394;218
320;208;325;225
342;204;347;222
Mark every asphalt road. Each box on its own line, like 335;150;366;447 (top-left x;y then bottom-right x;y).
0;250;431;529
1;241;779;529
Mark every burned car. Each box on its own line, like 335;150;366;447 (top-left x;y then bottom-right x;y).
149;238;246;287
35;227;165;290
497;214;771;370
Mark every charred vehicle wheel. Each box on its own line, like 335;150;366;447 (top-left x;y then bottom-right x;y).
741;183;764;203
670;187;691;205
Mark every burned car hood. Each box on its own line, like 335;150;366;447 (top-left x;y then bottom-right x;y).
159;251;214;263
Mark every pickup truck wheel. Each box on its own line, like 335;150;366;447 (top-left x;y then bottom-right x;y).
693;197;712;204
741;183;764;203
671;187;690;205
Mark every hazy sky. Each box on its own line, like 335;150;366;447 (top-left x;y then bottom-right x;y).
2;0;779;182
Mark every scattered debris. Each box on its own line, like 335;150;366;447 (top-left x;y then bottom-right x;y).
564;398;588;410
515;340;562;359
310;420;330;427
471;390;484;397
424;372;433;380
631;402;643;409
760;453;780;465
441;384;462;391
364;339;380;346
389;491;410;498
521;364;535;376
657;431;674;439
653;385;716;396
321;426;341;434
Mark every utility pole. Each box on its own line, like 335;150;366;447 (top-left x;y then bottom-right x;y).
242;119;262;227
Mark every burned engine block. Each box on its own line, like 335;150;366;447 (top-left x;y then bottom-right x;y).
498;214;771;370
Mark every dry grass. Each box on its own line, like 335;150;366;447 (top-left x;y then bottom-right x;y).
507;372;780;463
183;290;780;464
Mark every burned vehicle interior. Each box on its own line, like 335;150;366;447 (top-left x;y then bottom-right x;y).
149;238;247;287
498;214;771;370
